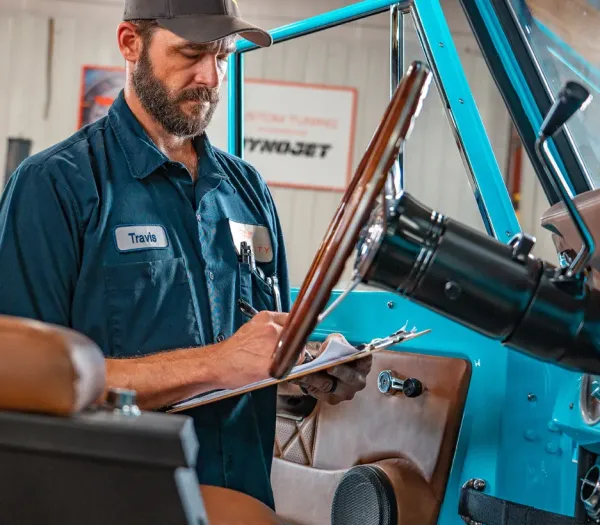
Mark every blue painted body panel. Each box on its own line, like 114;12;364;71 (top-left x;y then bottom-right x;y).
227;0;593;522
308;290;580;521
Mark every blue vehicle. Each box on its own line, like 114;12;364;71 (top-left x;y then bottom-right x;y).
227;1;600;524
0;1;598;525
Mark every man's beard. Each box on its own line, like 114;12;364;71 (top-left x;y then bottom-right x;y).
132;45;220;138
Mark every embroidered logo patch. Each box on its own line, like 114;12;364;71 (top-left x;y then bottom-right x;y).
229;221;273;263
114;225;169;252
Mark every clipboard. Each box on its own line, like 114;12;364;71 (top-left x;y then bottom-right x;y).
167;327;430;413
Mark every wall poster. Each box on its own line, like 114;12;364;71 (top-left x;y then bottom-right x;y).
78;65;126;128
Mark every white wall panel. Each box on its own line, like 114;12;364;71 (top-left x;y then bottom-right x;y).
519;155;560;263
0;0;523;288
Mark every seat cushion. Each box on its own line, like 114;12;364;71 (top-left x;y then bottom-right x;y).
201;485;285;525
272;458;437;525
271;459;347;525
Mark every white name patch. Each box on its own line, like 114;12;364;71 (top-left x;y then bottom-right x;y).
114;225;169;252
229;221;274;263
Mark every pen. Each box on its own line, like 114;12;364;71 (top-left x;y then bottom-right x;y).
240;242;256;272
238;298;259;319
267;275;283;313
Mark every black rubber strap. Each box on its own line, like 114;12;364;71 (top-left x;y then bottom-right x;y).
459;487;590;525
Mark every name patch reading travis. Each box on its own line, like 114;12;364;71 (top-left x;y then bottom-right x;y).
114;225;169;252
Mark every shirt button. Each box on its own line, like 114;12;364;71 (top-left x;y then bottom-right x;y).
216;333;225;343
196;214;201;222
208;271;215;280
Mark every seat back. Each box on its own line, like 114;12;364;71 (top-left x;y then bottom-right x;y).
0;315;106;415
271;350;471;525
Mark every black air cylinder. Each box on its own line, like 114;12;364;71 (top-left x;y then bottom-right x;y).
363;193;600;374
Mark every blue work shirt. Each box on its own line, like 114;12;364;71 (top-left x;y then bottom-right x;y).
0;91;291;508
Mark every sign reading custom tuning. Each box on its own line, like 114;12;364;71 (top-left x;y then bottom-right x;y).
209;79;357;191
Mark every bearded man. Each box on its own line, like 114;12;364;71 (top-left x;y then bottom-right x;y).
0;0;372;508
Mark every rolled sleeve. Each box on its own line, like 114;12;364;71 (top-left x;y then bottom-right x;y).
0;163;81;326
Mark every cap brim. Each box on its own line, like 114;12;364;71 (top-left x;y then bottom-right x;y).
158;15;273;48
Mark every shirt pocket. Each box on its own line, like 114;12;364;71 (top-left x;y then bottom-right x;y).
238;262;276;319
104;257;202;356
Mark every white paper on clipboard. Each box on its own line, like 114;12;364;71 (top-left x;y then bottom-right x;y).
167;328;431;413
169;339;361;412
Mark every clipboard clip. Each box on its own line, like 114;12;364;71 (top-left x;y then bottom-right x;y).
357;322;430;352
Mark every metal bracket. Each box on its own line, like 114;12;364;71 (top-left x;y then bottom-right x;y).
357;322;431;352
508;233;536;264
460;479;486;525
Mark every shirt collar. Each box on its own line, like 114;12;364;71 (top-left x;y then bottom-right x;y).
193;133;230;182
108;91;230;182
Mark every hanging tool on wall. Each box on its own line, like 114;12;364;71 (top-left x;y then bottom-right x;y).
44;17;55;120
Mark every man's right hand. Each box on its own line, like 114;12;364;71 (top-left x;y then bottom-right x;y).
214;311;288;390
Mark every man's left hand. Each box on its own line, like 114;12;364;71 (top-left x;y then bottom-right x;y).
291;334;373;406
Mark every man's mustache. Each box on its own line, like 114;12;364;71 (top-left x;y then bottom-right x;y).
175;88;220;104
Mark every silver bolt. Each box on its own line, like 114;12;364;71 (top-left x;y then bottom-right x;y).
473;479;486;491
439;42;444;47
445;281;461;300
458;98;464;104
106;388;141;417
528;393;537;402
387;301;394;309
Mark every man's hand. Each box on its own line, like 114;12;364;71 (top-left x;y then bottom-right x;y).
104;310;288;411
214;311;288;390
291;334;373;406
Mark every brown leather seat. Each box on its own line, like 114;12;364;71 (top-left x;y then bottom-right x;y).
272;350;471;525
541;188;600;287
202;486;285;525
0;315;106;415
0;315;284;525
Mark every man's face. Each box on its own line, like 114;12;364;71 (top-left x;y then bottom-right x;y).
132;27;235;138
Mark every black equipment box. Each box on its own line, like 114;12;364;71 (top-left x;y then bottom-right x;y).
0;407;208;525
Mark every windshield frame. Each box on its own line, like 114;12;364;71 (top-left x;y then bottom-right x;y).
458;0;592;203
504;0;598;191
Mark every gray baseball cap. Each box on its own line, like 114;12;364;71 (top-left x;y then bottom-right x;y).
123;0;273;48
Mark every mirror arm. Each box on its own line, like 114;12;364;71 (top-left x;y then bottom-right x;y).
534;80;594;277
535;136;594;276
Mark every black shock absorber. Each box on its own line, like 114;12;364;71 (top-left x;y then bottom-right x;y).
362;192;600;374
